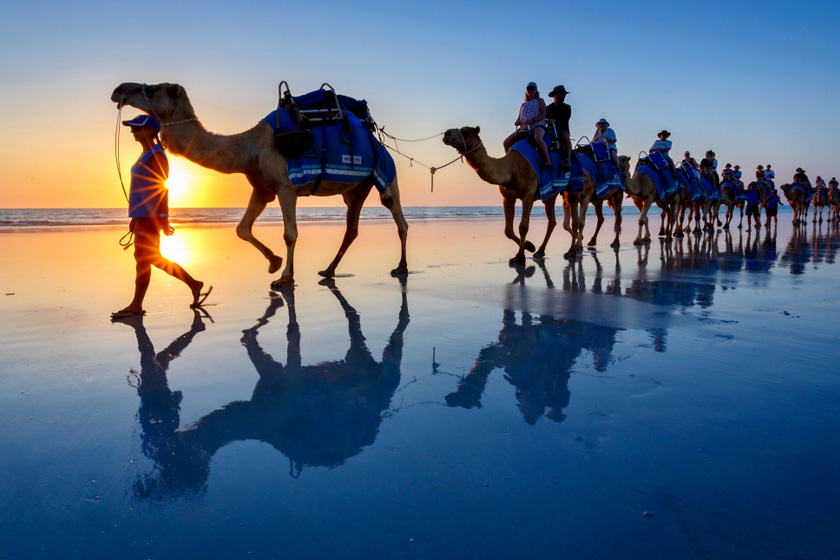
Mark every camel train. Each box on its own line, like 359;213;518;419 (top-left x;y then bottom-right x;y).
113;82;835;275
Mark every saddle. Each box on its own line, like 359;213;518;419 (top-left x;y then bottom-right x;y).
645;152;669;171
273;82;376;158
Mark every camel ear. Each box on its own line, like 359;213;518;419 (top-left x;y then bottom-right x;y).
475;126;480;134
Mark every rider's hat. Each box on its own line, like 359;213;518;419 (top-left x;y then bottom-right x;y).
549;85;570;96
596;118;609;126
658;130;671;138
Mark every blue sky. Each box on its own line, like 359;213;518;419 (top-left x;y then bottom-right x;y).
1;0;838;207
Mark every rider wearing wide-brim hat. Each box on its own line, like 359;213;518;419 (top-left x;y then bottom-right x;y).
592;118;619;169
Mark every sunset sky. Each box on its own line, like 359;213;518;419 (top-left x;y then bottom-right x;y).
1;0;838;209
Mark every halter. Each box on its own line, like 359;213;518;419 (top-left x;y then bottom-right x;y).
141;83;197;128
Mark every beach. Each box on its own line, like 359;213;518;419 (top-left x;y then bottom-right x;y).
1;211;839;559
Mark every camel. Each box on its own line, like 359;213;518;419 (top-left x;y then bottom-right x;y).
718;183;746;229
618;155;664;245
828;187;840;222
111;82;408;287
779;183;810;225
812;187;828;223
442;126;594;260
575;152;623;248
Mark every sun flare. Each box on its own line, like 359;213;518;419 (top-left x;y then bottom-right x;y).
166;159;196;207
159;231;191;264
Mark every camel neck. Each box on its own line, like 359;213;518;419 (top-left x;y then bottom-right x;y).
162;120;261;174
465;145;514;186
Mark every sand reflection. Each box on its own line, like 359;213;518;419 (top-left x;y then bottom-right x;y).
124;279;408;500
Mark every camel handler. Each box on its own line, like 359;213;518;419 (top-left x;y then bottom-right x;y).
744;180;761;230
111;114;211;319
545;85;572;170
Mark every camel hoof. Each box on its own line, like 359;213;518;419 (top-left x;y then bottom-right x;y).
587;240;596;247
533;250;546;259
563;250;576;260
633;239;643;246
268;256;283;274
610;241;620;249
270;277;294;289
723;225;729;230
318;269;335;279
509;255;526;266
524;241;536;253
390;265;409;276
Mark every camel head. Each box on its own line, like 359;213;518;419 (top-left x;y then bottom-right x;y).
111;82;195;123
442;126;481;154
619;155;632;179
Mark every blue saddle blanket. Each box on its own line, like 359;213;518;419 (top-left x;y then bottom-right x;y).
574;150;622;198
263;109;395;193
791;183;811;201
677;166;702;201
636;161;679;201
704;176;719;201
510;140;572;201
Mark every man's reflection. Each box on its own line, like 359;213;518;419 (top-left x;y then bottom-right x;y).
127;280;409;500
116;310;210;498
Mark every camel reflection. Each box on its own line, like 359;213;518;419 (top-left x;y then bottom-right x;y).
780;221;840;274
127;280;408;500
446;263;621;425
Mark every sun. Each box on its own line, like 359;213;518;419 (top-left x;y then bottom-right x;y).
166;159;197;207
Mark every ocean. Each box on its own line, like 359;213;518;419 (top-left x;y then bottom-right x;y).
0;202;751;230
0;207;512;229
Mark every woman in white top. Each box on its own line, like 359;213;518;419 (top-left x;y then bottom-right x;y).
503;82;550;165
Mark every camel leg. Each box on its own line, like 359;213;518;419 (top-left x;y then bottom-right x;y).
502;195;536;254
237;185;284;273
610;197;622;248
587;200;604;247
380;178;410;275
564;194;579;258
318;185;373;279
534;195;557;259
511;196;535;265
576;198;590;251
271;190;298;288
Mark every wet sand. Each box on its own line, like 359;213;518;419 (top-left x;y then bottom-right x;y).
1;214;839;559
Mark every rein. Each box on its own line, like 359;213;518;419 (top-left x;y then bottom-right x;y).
430;129;483;192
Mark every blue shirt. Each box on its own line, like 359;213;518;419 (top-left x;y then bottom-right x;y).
594;127;617;153
129;144;169;219
650;139;672;153
746;188;759;205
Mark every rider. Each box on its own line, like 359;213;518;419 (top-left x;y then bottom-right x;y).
592;118;619;170
649;130;676;180
765;164;775;187
815;176;827;193
682;151;699;171
545;85;572;169
721;163;734;184
733;165;744;194
504;82;550;166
